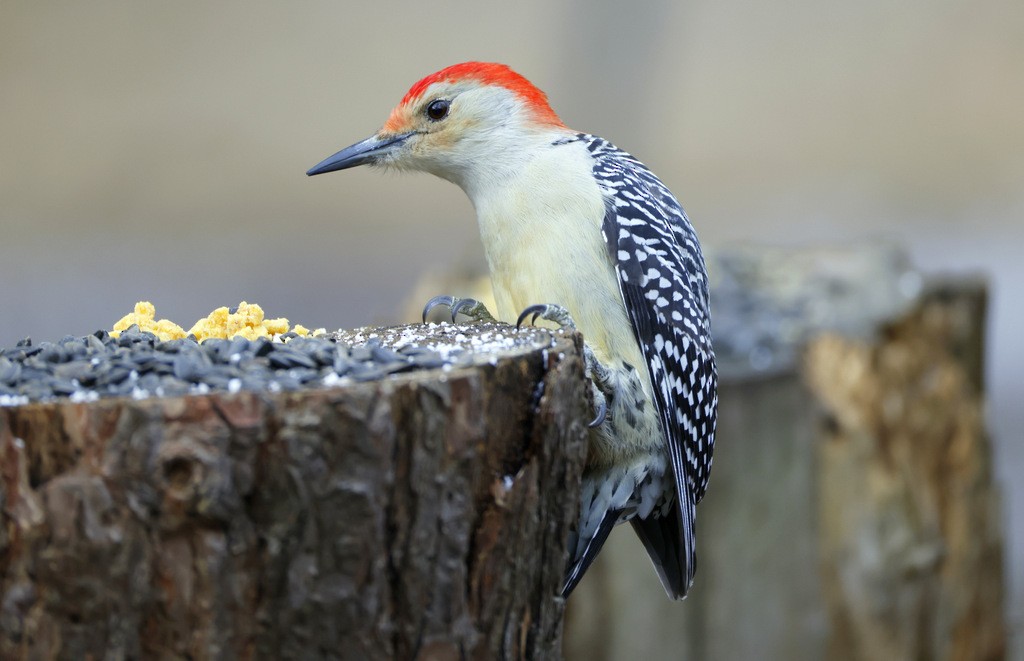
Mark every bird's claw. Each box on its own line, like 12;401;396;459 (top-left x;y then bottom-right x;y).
450;297;492;322
515;304;545;329
516;304;604;426
588;400;608;428
422;295;496;324
515;303;577;331
422;295;457;323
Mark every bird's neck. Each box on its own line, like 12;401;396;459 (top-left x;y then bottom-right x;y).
440;126;575;203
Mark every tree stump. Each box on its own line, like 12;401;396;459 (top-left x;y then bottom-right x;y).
0;324;589;660
805;280;1004;661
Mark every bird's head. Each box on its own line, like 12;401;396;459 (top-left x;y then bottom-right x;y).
307;62;568;190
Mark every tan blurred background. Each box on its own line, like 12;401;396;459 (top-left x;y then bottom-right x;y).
2;0;1021;656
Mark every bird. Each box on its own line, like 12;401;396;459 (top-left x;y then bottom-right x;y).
307;62;717;600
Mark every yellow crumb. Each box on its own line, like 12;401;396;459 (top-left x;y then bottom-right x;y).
112;301;187;340
111;301;319;342
262;316;290;336
188;302;282;341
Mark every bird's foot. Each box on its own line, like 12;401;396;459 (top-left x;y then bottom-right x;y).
584;344;615;428
422;295;497;324
515;303;577;332
517;303;612;428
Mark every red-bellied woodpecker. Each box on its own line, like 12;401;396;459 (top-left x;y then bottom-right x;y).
307;62;717;600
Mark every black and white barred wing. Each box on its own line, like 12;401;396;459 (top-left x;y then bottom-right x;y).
585;134;718;596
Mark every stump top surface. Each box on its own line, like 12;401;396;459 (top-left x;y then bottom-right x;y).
0;322;561;408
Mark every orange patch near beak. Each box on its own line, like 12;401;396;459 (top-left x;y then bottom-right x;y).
382;104;412;134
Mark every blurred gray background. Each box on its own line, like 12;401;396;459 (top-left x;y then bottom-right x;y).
2;0;1021;655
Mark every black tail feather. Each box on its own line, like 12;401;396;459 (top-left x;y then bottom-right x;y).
561;509;621;598
630;506;691;600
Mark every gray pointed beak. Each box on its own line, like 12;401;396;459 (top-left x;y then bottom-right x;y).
306;132;414;176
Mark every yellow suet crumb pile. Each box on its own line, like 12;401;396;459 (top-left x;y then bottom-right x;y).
111;301;322;342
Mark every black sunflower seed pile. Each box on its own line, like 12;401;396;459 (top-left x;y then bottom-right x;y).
0;325;455;406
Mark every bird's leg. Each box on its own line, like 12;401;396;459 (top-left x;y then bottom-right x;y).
422;295;497;324
517;303;615;428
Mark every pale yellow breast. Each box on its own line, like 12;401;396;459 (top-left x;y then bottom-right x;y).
473;143;648;383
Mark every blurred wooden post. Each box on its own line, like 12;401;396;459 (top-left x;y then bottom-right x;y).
564;368;828;660
0;325;589;660
806;281;1004;661
564;268;1004;660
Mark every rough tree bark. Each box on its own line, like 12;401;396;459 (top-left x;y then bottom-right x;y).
0;325;588;660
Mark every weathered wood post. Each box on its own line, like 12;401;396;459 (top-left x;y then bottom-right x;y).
806;280;1004;661
563;247;1005;661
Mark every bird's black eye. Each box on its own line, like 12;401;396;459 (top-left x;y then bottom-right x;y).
425;99;450;121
